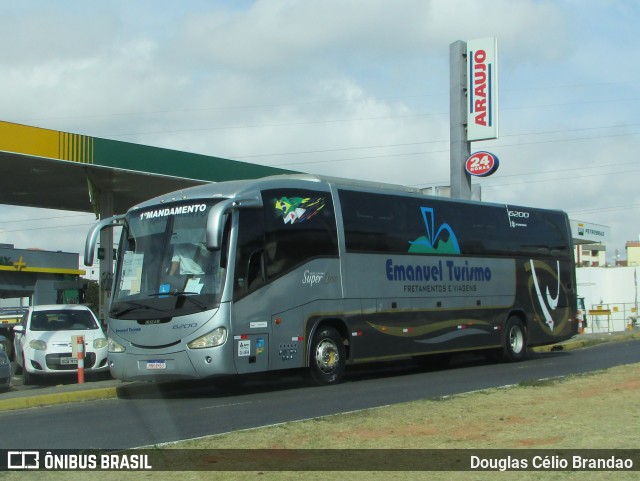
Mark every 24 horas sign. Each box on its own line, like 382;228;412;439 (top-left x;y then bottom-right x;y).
465;151;500;177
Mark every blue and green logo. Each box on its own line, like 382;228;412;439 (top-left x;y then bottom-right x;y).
408;207;460;255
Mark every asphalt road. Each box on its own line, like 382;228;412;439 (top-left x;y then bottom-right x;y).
1;339;639;450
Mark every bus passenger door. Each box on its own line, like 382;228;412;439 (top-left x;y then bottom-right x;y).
232;209;271;374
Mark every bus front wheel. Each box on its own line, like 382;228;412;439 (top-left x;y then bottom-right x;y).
309;326;345;385
502;317;527;362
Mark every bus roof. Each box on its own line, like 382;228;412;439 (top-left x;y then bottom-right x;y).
130;174;421;209
129;173;567;216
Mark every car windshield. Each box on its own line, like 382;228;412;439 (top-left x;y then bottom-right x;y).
110;200;227;319
29;310;99;331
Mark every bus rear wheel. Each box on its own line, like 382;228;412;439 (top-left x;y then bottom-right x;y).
309;326;345;385
502;316;527;362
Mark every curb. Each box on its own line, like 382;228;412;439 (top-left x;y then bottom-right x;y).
531;331;640;354
0;386;119;412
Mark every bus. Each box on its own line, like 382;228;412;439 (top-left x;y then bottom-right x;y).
85;174;578;385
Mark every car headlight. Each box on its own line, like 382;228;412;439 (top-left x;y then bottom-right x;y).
29;339;47;350
107;337;126;353
94;338;107;349
187;327;227;349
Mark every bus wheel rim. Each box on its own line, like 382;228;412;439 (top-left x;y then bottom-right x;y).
509;326;523;353
315;339;339;374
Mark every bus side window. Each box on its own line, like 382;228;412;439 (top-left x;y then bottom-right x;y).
234;210;266;300
262;189;338;279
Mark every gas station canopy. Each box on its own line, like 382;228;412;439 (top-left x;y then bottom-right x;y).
0;121;297;307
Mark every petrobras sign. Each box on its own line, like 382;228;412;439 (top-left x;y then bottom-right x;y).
570;219;610;243
467;37;498;141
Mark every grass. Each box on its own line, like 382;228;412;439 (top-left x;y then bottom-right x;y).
7;361;639;481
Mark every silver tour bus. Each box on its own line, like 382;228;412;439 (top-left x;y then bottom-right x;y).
85;174;578;385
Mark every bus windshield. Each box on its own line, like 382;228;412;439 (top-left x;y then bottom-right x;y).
110;200;227;320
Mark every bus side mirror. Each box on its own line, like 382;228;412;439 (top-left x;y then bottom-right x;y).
206;195;263;250
84;215;125;266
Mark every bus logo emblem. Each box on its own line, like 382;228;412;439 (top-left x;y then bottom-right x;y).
409;207;461;255
529;260;561;332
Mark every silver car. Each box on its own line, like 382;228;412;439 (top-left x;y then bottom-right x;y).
0;336;11;392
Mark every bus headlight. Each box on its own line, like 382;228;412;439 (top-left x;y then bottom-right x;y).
94;338;108;349
187;327;227;349
29;340;47;350
107;338;126;353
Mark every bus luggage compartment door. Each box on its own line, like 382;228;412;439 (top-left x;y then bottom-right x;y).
234;334;269;374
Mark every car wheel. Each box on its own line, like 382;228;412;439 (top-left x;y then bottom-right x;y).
13;358;22;375
309;326;346;385
21;355;37;386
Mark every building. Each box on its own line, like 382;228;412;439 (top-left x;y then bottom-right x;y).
0;245;86;305
626;241;640;267
575;243;607;267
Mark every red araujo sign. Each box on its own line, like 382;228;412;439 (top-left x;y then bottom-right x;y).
467;37;498;141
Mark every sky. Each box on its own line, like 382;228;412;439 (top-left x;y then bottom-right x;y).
1;0;639;270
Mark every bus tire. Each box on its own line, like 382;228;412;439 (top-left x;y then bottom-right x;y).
309;326;345;385
502;316;527;362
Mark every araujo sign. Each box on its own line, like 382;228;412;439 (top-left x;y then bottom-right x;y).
467;37;498;141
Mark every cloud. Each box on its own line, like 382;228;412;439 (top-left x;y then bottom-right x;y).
0;0;638;262
172;0;570;75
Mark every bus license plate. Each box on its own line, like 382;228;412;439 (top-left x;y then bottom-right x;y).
146;360;166;370
60;358;78;365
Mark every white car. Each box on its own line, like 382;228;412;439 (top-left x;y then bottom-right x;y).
13;305;108;384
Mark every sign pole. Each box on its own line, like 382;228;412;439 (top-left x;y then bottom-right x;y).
635;268;638;329
449;40;472;200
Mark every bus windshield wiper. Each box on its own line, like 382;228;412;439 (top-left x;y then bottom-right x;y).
110;301;152;317
147;291;200;297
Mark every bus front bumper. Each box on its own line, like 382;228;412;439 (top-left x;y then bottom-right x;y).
108;343;237;382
